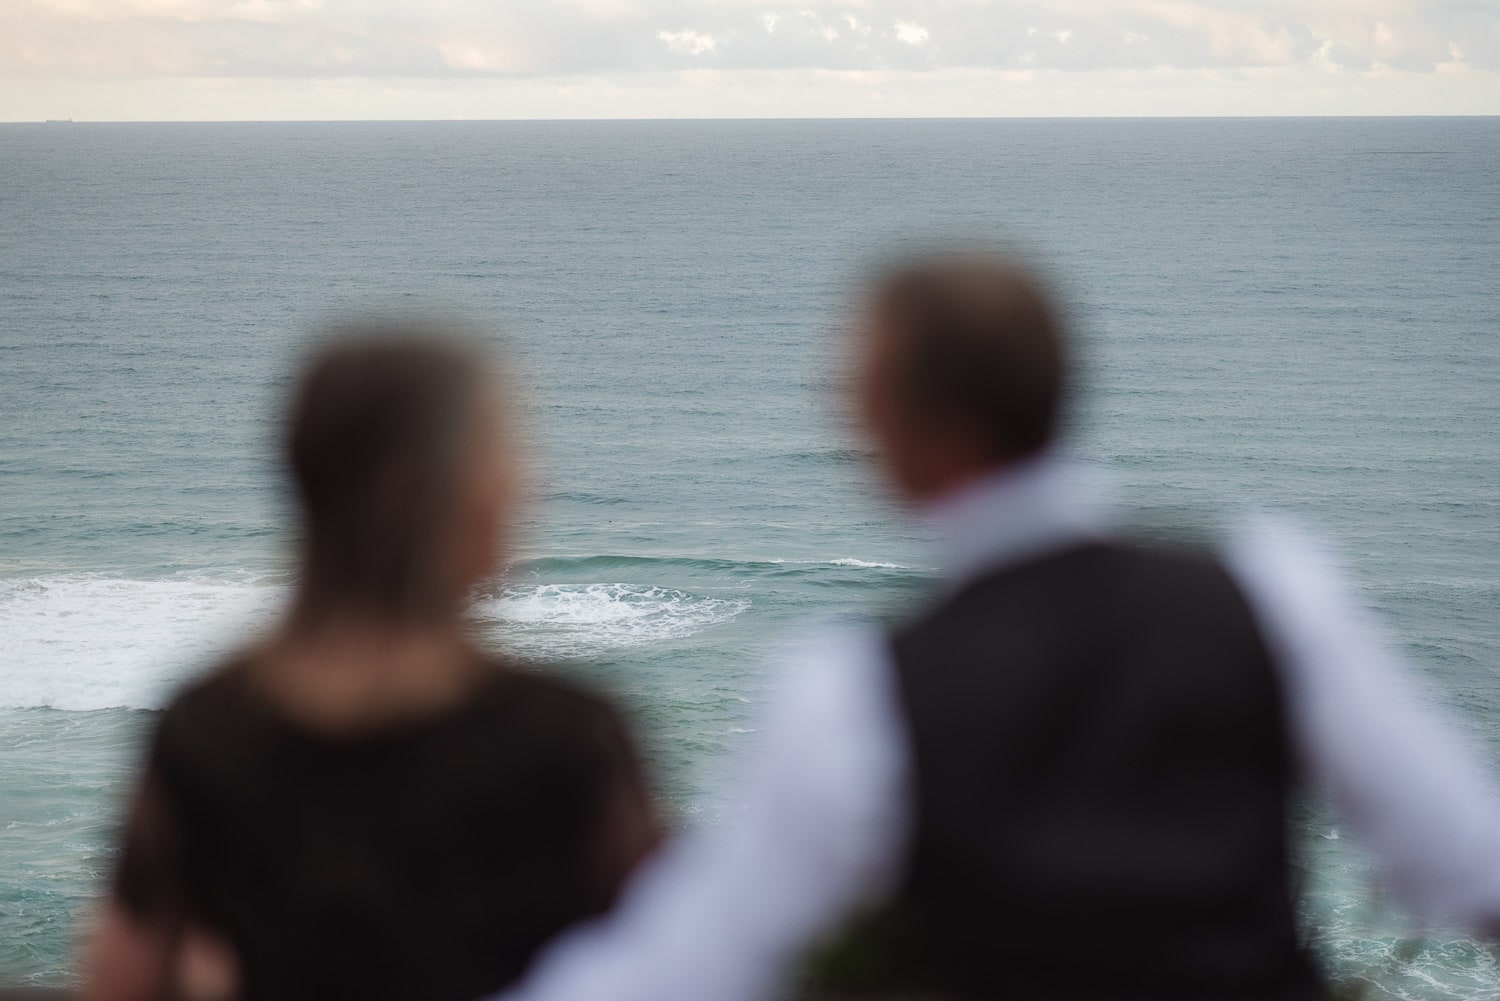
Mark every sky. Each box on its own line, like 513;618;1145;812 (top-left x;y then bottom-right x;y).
2;0;1498;121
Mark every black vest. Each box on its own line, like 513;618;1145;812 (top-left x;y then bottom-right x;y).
887;541;1324;999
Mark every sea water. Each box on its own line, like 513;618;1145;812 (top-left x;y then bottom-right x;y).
1;118;1496;998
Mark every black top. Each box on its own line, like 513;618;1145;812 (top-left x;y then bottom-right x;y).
114;661;647;1001
888;542;1325;1000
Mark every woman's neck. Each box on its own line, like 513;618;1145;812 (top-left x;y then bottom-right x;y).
247;612;488;735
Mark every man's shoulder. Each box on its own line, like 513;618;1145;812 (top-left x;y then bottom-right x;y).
889;536;1251;656
926;535;1229;601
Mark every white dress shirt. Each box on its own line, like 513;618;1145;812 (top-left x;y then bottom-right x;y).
492;454;1500;1001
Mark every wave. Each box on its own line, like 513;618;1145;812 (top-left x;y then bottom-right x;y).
0;551;914;710
474;583;749;661
513;553;922;577
543;490;633;507
770;445;872;465
514;554;747;576
0;573;285;712
0;567;755;711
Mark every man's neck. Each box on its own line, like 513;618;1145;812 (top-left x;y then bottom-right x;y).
921;451;1110;587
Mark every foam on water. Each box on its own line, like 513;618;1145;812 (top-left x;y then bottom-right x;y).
0;572;750;711
476;583;750;660
522;554;920;575
0;573;284;711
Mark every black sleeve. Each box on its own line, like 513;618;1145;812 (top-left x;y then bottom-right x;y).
112;722;187;925
577;694;660;899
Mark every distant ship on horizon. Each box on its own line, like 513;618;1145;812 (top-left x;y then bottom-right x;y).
44;118;73;124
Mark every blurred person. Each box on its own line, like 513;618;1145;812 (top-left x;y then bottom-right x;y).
81;327;658;1001
482;252;1500;1001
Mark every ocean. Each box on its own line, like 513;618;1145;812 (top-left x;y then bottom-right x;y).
1;118;1497;998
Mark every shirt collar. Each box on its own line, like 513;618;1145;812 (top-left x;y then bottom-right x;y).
922;451;1112;588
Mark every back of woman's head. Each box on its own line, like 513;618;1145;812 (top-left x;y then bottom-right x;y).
285;324;495;624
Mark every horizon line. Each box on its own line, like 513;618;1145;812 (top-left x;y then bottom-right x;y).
8;112;1500;126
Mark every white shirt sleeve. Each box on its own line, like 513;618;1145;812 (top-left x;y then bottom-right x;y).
1226;510;1500;929
489;624;914;1001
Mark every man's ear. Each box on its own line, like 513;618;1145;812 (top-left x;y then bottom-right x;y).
884;411;997;505
922;420;1003;497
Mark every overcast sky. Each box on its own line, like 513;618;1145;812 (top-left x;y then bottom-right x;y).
3;0;1497;121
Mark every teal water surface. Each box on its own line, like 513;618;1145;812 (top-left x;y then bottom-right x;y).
1;118;1498;998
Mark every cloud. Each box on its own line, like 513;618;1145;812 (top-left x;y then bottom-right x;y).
0;0;1495;117
3;0;1495;77
659;29;717;55
893;22;929;46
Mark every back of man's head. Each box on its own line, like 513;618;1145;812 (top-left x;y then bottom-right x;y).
860;253;1070;499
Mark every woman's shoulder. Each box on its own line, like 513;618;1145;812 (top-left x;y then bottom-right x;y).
465;662;640;767
187;649;283;706
142;657;268;784
151;654;627;769
465;659;621;732
162;657;253;715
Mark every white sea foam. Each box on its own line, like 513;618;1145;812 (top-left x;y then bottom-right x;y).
0;574;750;710
0;574;285;712
476;583;749;660
767;558;910;569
